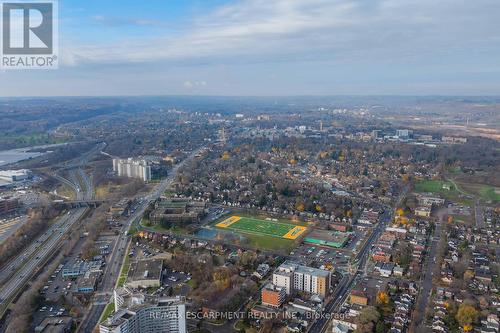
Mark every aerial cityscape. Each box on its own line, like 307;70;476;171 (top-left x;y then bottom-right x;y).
0;1;499;333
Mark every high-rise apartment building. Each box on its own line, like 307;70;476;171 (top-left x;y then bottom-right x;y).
272;261;331;297
100;293;186;333
112;158;152;182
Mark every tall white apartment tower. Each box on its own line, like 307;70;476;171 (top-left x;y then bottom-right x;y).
113;158;152;182
100;296;186;333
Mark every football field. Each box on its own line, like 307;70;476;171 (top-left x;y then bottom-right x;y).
216;215;306;240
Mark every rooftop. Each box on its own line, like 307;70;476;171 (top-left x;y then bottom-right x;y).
127;259;163;282
276;261;330;278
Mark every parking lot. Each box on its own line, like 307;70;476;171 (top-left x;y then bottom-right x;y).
41;263;67;301
162;269;191;296
32;303;68;328
290;243;354;269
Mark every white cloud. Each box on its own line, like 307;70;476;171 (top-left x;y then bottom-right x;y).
183;80;208;88
61;0;500;66
3;0;500;96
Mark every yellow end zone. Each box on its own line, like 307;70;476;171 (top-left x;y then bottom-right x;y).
283;225;307;240
216;215;242;228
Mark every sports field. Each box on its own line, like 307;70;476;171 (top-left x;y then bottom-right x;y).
216;215;306;240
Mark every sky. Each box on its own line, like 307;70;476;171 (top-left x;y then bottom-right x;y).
1;0;500;97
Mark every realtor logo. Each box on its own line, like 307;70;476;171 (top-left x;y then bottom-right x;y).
1;0;58;69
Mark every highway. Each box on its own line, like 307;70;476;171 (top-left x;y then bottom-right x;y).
0;216;28;244
0;208;87;309
77;148;204;333
0;146;98;315
54;174;82;199
57;142;107;171
78;168;94;200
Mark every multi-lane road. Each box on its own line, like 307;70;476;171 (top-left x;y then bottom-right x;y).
55;168;93;201
0;208;87;310
0;144;99;315
58;142;107;171
78;148;204;333
0;216;28;244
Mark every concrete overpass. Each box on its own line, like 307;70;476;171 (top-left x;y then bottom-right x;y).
54;200;107;208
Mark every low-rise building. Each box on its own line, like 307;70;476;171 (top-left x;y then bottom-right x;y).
0;197;19;215
416;194;445;207
442;136;467;144
0;169;32;182
375;262;395;277
304;230;351;248
125;259;163;289
62;260;103;279
34;316;73;333
415;206;431;218
252;263;270;279
149;199;206;225
372;249;391;263
357;210;379;226
350;290;368;306
76;271;100;293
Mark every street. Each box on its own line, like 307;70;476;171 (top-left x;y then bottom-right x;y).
77;147;205;333
410;207;446;332
308;186;408;333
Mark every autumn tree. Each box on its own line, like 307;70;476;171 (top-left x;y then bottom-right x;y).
376;291;389;305
296;202;305;212
355;306;380;333
456;303;478;331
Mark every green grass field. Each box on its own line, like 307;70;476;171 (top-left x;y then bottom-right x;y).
479;186;500;202
225;217;296;238
244;234;295;251
460;183;500;202
214;215;305;251
414;179;471;204
416;179;499;203
212;214;306;251
415;180;456;193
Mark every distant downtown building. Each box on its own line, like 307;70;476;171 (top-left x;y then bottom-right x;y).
100;292;186;333
272;261;331;297
112;158;152;182
395;129;413;139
